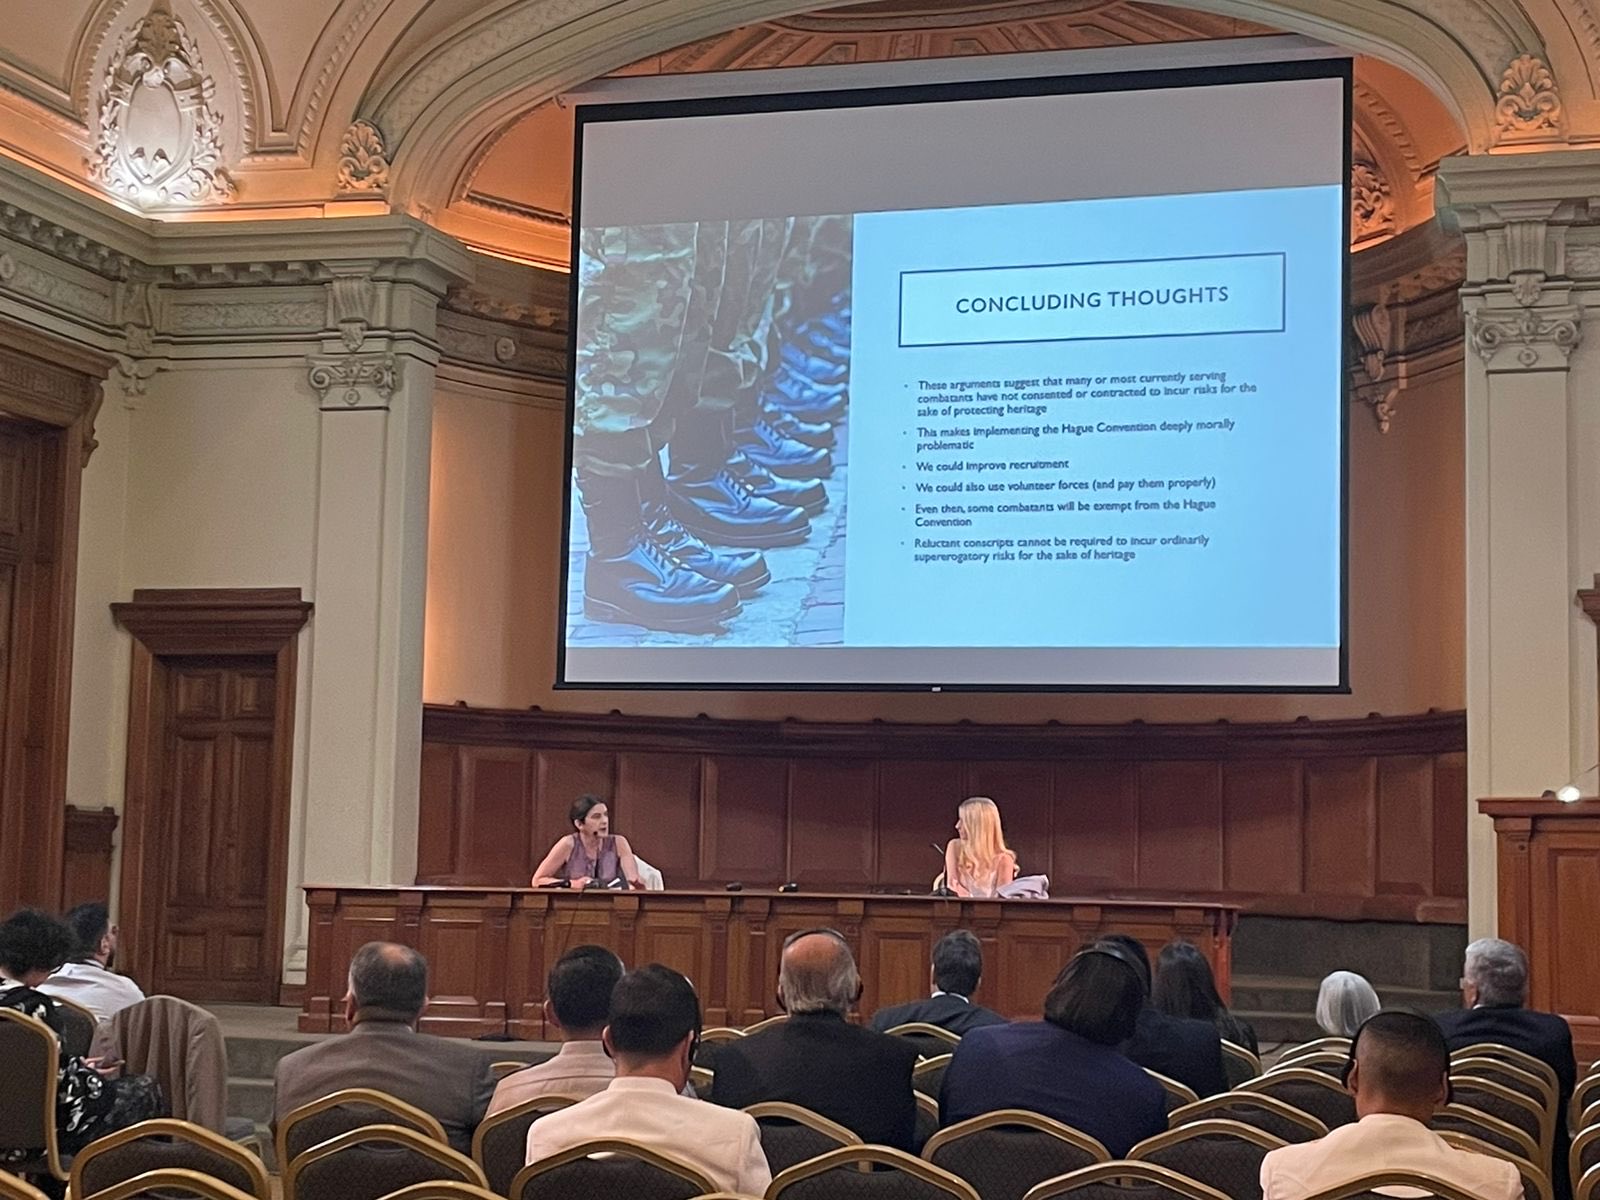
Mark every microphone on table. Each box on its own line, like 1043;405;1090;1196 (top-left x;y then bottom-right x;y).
540;879;572;888
930;842;957;898
779;882;799;893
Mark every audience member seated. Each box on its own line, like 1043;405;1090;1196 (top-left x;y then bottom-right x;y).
489;946;624;1117
710;928;919;1150
940;942;1167;1156
1097;934;1227;1098
38;903;145;1023
526;964;771;1196
1152;938;1258;1055
1436;937;1575;1198
0;908;166;1164
868;930;1007;1036
1259;1011;1520;1200
272;941;493;1156
1316;971;1381;1037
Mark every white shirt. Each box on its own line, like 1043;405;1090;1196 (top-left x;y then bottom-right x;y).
527;1075;771;1196
1260;1114;1524;1200
38;960;145;1022
489;1040;616;1116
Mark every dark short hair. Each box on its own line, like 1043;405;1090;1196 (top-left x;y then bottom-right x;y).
1097;933;1152;995
0;908;77;977
549;945;623;1032
349;942;428;1018
570;794;605;825
64;902;111;961
1354;1011;1451;1105
607;964;700;1058
1044;947;1145;1045
1151;940;1225;1023
932;930;983;996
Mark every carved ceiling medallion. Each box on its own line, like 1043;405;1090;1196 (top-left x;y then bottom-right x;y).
91;0;235;209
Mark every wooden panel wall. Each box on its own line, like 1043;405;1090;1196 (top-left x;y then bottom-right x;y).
419;707;1469;923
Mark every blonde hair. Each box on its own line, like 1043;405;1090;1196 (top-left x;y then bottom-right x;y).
956;797;1011;886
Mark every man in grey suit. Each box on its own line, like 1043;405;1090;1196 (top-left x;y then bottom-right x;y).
272;942;494;1156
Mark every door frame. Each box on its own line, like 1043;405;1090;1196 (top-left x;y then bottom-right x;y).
0;318;113;913
113;588;312;1000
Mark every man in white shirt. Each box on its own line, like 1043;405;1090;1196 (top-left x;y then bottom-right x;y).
38;902;144;1022
489;945;623;1116
1260;1010;1522;1200
527;964;771;1196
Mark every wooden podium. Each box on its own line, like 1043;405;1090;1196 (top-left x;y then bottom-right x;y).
1479;796;1600;1065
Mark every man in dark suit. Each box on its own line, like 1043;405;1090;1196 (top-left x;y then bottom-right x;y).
710;929;920;1150
272;942;495;1156
1435;937;1577;1199
1097;934;1227;1098
868;929;1007;1036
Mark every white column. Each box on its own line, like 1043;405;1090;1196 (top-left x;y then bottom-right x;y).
1438;151;1600;937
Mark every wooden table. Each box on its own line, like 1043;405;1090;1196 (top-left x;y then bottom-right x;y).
299;886;1238;1037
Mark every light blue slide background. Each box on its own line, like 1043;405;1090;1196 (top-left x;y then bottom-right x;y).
843;184;1343;649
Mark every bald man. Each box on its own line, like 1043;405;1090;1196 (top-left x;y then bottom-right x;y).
272;942;495;1156
709;929;920;1150
1260;1011;1521;1200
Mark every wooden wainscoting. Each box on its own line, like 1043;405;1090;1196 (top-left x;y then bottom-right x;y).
418;707;1468;922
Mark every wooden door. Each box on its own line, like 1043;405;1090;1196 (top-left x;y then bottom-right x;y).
153;655;282;1002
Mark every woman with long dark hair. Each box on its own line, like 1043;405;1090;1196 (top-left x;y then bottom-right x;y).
1151;938;1258;1053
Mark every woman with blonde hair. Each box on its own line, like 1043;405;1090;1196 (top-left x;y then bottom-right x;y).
943;797;1019;898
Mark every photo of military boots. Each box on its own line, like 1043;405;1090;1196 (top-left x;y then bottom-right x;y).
638;453;771;598
734;413;833;479
577;470;742;632
665;409;812;548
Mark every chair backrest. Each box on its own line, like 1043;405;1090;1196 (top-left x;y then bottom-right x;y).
102;996;229;1133
277;1088;449;1169
768;1145;980;1200
1572;1124;1600;1187
696;1027;744;1067
51;994;98;1059
914;1093;939;1155
1239;1068;1357;1129
1168;1092;1328;1143
1452;1057;1556;1112
887;1023;962;1060
1283;1170;1496;1200
1431;1103;1539;1164
71;1118;271;1200
914;1054;952;1100
510;1139;718;1200
1220;1040;1261;1089
1018;1161;1231;1200
1145;1069;1199;1114
1274;1037;1350;1066
1449;1075;1549;1161
373;1185;505;1200
1452;1044;1560;1095
470;1094;578;1195
1266;1052;1347;1078
1573;1072;1600;1134
744;1014;788;1034
747;1102;863;1175
1582;1161;1600;1200
1128;1119;1286;1200
1437;1130;1553;1200
0;1007;67;1181
0;1172;51;1200
922;1110;1108;1200
73;1167;260;1200
689;1065;715;1097
284;1125;486;1200
488;1061;527;1079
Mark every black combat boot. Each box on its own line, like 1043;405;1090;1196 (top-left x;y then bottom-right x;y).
666;410;811;548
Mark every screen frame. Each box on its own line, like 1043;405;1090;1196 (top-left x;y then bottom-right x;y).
557;55;1353;694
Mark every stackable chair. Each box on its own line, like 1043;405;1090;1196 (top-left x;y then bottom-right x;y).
1168;1092;1328;1143
922;1110;1108;1200
1220;1040;1262;1089
745;1102;862;1175
510;1139;716;1200
1239;1068;1357;1129
767;1146;980;1200
74;1168;259;1200
886;1023;962;1061
914;1055;953;1101
1437;1129;1553;1200
283;1125;485;1200
0;1009;71;1188
1128;1118;1286;1200
70;1119;270;1200
276;1088;448;1172
1144;1070;1199;1115
1018;1161;1230;1200
470;1095;578;1195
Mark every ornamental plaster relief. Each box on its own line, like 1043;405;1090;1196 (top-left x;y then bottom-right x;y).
1494;53;1564;143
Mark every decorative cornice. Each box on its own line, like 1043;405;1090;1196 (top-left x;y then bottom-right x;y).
337;120;389;193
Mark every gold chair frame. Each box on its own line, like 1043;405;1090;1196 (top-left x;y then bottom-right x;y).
1571;1071;1600;1135
1434;1102;1539;1163
510;1138;717;1200
375;1184;505;1200
746;1101;864;1148
276;1087;449;1172
0;1173;51;1200
1129;1116;1286;1159
887;1023;962;1051
283;1124;485;1200
1581;1160;1600;1200
1294;1169;1498;1200
701;1027;746;1044
766;1144;980;1200
1452;1044;1560;1095
1437;1129;1553;1200
1019;1160;1230;1200
744;1015;789;1035
488;1061;527;1079
470;1093;580;1185
1273;1037;1350;1065
913;1054;953;1097
1449;1073;1552;1168
0;1008;67;1182
1220;1040;1262;1081
1145;1069;1199;1110
70;1118;271;1200
1239;1066;1356;1124
1168;1091;1329;1139
922;1108;1109;1164
1571;1124;1600;1192
78;1168;259;1200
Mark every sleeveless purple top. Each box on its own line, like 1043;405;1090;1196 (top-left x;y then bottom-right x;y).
563;834;620;883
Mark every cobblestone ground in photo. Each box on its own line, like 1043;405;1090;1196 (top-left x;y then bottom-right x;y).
566;424;849;648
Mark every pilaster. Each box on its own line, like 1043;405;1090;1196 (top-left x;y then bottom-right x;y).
1436;149;1600;938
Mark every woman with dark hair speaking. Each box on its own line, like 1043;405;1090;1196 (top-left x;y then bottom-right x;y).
531;794;647;889
938;940;1167;1156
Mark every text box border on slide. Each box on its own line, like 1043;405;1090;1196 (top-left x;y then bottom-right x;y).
896;250;1288;349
